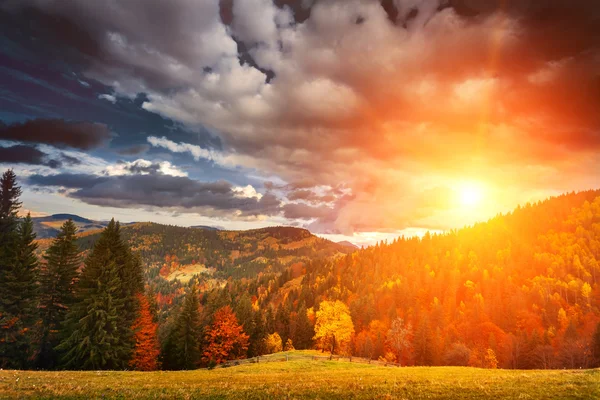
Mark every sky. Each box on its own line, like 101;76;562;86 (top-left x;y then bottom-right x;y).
0;0;599;247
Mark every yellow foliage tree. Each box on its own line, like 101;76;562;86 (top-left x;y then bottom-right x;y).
313;300;354;355
284;338;294;351
483;348;498;369
265;332;283;354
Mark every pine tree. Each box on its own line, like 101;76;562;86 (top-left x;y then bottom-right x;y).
0;213;40;368
37;219;81;369
234;294;254;339
57;220;136;369
414;317;433;366
129;293;160;371
247;310;267;357
172;285;202;369
294;305;314;350
0;169;26;368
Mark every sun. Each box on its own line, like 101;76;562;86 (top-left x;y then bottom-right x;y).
458;183;484;207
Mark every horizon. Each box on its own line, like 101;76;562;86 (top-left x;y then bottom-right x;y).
2;1;600;247
21;187;599;248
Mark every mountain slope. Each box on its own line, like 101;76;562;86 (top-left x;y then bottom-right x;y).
75;223;353;282
215;189;600;369
30;214;109;239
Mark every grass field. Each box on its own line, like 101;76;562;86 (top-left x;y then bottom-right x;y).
1;351;598;399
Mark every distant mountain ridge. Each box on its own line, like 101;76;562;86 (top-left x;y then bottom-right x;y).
31;214;109;238
35;220;356;283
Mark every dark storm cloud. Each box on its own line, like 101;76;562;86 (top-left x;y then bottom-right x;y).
28;173;108;189
0;119;111;150
28;172;282;217
0;145;62;168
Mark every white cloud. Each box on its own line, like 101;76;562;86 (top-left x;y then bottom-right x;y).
98;93;117;103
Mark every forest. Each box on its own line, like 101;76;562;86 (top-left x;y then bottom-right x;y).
1;169;600;370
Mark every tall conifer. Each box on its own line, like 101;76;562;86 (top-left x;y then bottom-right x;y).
0;171;40;369
37;219;81;369
58;220;140;369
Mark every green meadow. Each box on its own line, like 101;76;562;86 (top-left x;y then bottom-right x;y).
1;352;598;399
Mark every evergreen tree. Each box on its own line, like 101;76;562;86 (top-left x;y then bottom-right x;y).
234;294;254;339
247;310;267;357
172;285;202;369
414;317;433;366
57;220;136;369
0;169;25;368
37;219;81;369
0;213;40;368
294;305;314;350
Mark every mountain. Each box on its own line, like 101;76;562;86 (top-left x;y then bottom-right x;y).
31;214;109;238
75;223;354;282
203;189;600;369
190;225;221;231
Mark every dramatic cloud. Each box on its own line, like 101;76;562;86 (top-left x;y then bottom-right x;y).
3;0;600;235
0;145;62;168
28;170;281;219
0;119;111;150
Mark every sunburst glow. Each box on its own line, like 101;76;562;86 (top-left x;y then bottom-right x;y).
458;183;484;207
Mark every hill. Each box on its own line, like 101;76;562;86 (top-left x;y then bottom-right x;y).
29;190;600;371
31;214;110;238
206;189;600;369
1;352;598;399
75;224;352;281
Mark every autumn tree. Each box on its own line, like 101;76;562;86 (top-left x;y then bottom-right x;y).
284;338;295;351
129;293;160;371
386;317;412;365
265;332;283;353
313;300;354;355
484;348;498;369
203;306;249;365
37;219;81;369
444;343;471;366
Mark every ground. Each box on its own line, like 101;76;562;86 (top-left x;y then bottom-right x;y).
0;351;598;399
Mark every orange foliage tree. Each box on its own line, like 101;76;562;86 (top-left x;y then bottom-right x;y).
203;306;249;365
129;293;160;371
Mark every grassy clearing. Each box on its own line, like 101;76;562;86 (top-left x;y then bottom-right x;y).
1;351;598;399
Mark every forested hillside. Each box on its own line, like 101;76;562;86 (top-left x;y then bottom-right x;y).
203;189;600;369
64;223;353;324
